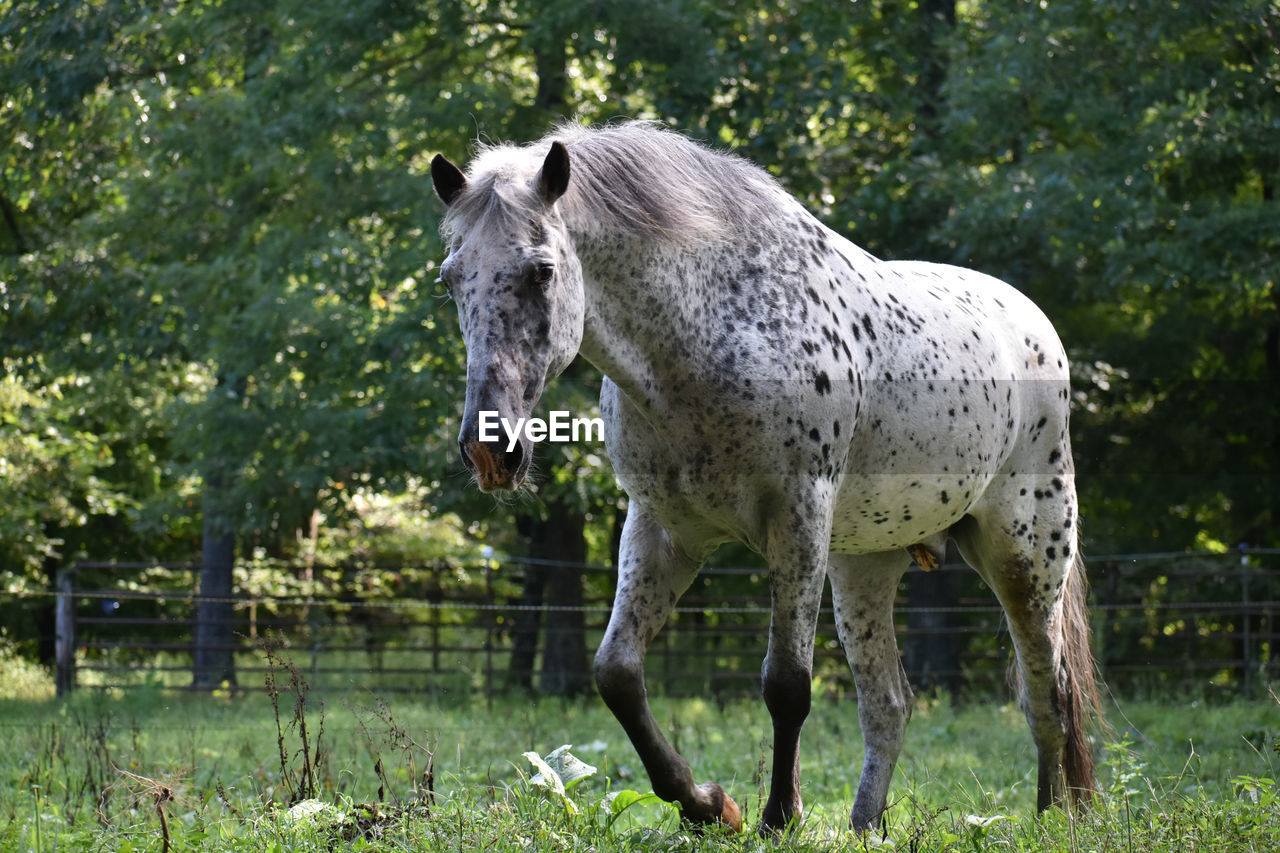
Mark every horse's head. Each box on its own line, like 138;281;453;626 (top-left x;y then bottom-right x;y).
430;142;585;492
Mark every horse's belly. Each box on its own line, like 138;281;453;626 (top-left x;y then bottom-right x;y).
827;384;1014;553
829;471;977;554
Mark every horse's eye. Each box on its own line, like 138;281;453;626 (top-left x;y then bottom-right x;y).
530;263;554;288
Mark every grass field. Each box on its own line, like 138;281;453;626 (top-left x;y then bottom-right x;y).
1;648;1277;851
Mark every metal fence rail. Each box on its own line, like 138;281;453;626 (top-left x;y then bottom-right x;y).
45;549;1280;698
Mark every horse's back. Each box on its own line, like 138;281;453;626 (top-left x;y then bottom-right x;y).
881;260;1066;366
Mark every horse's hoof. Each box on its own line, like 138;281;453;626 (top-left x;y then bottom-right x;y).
850;802;888;835
719;791;743;832
692;782;742;832
760;798;803;836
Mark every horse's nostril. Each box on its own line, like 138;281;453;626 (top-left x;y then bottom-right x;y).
503;439;524;474
460;437;519;484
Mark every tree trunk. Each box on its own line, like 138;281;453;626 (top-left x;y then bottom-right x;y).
916;0;957;141
1;193;28;255
1264;177;1278;540
902;0;962;698
538;500;589;696
189;14;276;692
500;6;590;695
193;472;237;688
193;371;242;689
508;497;591;696
533;28;568;117
903;567;961;697
507;554;547;692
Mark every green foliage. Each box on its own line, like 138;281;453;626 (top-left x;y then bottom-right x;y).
4;0;466;560
0;363;118;578
0;632;54;700
923;0;1280;548
1;0;1275;681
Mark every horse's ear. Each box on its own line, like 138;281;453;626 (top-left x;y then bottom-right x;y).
537;141;570;205
431;154;467;206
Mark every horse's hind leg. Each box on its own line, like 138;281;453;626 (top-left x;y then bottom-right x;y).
828;551;914;831
952;483;1097;811
593;508;741;830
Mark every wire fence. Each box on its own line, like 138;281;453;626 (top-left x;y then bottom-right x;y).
33;548;1280;699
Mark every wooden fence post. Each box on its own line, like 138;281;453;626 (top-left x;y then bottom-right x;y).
484;560;494;710
55;565;76;697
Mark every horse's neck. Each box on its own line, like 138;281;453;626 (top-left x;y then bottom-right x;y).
572;213;878;411
575;237;705;408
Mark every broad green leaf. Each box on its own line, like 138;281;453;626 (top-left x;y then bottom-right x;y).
605;789;663;816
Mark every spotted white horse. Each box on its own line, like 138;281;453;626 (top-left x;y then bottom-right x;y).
430;122;1100;833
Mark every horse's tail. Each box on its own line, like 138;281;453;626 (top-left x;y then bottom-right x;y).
1061;546;1104;805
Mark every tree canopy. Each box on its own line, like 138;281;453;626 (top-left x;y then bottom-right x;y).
3;0;1276;614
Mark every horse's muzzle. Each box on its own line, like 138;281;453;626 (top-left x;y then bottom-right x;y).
460;438;526;492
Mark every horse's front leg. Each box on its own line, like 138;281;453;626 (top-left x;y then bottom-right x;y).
759;503;832;833
593;509;742;830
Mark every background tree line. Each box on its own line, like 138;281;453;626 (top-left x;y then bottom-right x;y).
2;0;1276;692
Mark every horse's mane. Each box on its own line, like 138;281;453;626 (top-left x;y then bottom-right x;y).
441;121;790;246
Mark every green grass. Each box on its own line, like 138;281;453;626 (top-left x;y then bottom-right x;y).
0;658;1277;851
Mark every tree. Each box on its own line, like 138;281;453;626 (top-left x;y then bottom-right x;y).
4;0;1275;696
1;2;208;657
4;0;477;681
918;0;1280;550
